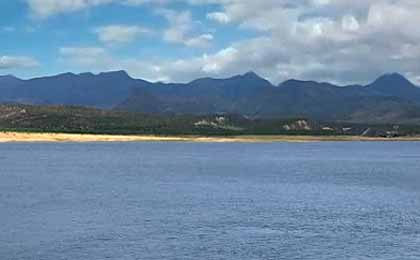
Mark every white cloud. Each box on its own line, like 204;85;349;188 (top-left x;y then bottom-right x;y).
26;0;114;18
161;10;192;43
37;0;420;84
187;0;420;83
26;0;167;17
207;12;231;24
59;47;107;56
0;56;40;69
160;9;214;48
95;25;150;45
58;39;286;83
341;15;359;32
185;34;213;48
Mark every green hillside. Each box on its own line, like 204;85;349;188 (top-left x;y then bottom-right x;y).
1;104;420;137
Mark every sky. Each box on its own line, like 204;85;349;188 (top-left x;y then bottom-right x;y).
1;0;420;85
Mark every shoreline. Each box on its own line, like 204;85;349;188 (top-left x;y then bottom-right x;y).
1;131;420;143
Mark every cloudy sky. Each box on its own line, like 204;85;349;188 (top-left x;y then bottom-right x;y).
1;0;420;84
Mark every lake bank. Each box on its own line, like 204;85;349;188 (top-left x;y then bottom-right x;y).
1;131;420;143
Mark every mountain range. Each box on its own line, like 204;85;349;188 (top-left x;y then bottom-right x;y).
1;71;420;124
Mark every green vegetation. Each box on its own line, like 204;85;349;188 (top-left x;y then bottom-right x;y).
1;104;420;137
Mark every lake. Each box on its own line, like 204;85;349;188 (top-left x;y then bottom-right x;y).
1;142;420;259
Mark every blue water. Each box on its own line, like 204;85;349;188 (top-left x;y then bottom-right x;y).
1;142;420;260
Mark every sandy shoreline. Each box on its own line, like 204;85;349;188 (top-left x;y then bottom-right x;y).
1;131;420;143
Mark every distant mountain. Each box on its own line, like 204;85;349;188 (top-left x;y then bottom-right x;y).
367;73;420;102
119;72;420;123
0;75;22;86
1;71;420;123
118;72;274;114
0;70;146;108
0;75;24;101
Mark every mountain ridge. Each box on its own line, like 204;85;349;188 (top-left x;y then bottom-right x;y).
3;70;419;89
1;71;420;124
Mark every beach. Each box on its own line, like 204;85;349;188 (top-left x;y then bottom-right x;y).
1;131;420;143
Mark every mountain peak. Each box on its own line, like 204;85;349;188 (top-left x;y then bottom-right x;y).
79;72;95;77
242;71;265;80
243;71;258;76
0;74;21;80
372;73;413;86
231;71;273;88
0;75;22;87
99;70;131;79
367;72;420;101
57;72;77;77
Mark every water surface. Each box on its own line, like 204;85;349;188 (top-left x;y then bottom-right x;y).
1;142;420;259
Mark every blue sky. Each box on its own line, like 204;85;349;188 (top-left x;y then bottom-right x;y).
1;0;420;84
